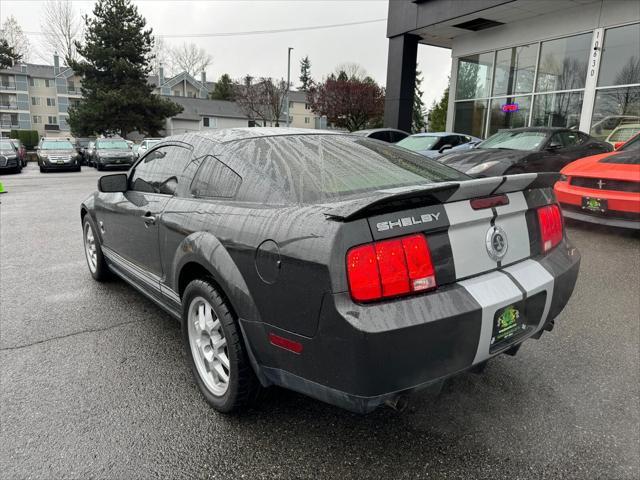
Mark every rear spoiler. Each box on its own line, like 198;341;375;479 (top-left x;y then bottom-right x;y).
324;172;560;221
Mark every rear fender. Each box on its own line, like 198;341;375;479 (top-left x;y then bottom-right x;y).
170;231;262;325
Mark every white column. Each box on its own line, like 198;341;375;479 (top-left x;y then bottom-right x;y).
579;28;604;133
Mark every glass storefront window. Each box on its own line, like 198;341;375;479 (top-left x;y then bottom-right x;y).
493;44;537;96
531;92;583;129
488;96;531;135
456;53;494;100
598;23;640;87
536;32;591;92
590;86;640;140
454;100;488;138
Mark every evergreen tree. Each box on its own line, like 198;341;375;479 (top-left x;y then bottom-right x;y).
0;39;22;68
427;84;449;132
68;0;182;137
412;69;426;133
210;73;234;100
299;55;312;90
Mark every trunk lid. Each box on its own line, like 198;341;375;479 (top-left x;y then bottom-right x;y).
329;173;557;285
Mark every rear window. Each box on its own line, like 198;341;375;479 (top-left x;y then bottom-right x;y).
621;134;640;151
226;135;468;203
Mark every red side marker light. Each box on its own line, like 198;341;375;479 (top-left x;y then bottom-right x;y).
269;333;303;354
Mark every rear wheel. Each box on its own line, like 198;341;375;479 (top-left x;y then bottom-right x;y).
83;215;109;281
182;279;261;413
39;165;45;173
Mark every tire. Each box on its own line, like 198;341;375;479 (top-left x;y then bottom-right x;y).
75;166;81;172
39;165;45;173
182;279;261;413
96;164;103;171
82;215;109;281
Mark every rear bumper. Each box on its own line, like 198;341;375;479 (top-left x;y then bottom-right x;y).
242;242;581;413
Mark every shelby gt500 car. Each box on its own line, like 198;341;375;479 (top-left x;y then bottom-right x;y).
81;128;580;413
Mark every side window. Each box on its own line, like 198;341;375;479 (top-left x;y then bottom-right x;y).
391;131;408;143
191;155;242;198
444;135;460;146
369;131;389;142
552;131;579;148
130;145;192;195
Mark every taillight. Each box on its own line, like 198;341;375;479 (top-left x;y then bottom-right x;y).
537;204;563;253
346;234;436;302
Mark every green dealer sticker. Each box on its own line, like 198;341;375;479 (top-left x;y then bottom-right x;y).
491;304;526;349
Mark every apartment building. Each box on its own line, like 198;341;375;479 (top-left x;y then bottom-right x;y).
287;90;319;129
0;53;81;138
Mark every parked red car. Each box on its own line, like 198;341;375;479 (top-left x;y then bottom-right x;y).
554;133;640;229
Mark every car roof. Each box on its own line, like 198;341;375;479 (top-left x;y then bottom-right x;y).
409;132;463;137
353;128;408;135
177;127;344;145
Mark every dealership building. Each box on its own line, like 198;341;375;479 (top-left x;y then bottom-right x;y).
385;0;640;141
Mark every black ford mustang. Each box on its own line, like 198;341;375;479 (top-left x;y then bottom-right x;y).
440;127;612;177
81;128;580;413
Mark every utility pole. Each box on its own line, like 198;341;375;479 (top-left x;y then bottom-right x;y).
286;47;293;128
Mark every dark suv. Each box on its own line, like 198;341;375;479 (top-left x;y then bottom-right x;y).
0;138;22;173
93;138;135;170
81;128;580;414
37;138;80;172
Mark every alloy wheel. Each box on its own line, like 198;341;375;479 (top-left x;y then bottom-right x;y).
84;222;97;273
188;296;230;396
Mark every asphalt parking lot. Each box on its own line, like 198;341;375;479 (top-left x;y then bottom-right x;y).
1;164;639;479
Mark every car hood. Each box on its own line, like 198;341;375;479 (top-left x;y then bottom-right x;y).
439;148;530;171
561;150;640;182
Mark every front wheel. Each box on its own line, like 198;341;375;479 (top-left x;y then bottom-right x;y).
83;216;109;281
182;280;261;413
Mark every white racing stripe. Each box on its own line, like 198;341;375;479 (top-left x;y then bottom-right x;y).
502;259;554;332
444;200;496;279
459;272;522;365
460;260;555;365
494;192;531;265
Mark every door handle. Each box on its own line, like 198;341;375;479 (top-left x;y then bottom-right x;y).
143;212;156;227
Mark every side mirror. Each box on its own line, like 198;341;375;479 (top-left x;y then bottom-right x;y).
98;173;128;193
438;144;453;154
547;142;562;151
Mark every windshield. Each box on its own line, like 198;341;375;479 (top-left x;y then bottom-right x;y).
609;127;640;142
477;130;547;151
396;135;440;152
97;140;129;150
227;135;469;203
41;140;74;150
0;140;15;151
620;134;640;151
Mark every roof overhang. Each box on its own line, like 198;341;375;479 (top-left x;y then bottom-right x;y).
388;0;601;48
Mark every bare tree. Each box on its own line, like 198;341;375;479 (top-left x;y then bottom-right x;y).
150;35;170;77
234;75;269;125
0;15;30;62
169;42;212;77
234;77;288;127
335;62;368;80
40;0;82;64
262;77;287;127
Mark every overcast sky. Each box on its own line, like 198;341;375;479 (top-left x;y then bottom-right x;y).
0;0;451;107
